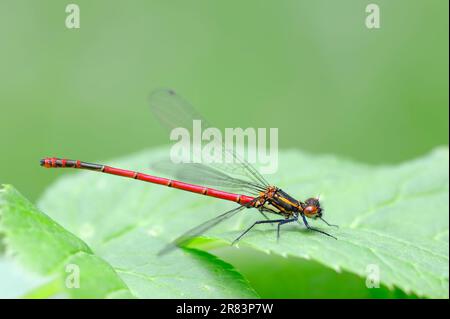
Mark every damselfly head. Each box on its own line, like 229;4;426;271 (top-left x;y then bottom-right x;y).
302;197;322;219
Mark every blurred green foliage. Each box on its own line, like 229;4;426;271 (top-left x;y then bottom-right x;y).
0;0;448;204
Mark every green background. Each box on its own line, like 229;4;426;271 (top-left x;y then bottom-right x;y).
0;0;448;201
0;0;447;299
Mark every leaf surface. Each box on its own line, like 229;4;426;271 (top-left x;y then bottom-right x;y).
38;147;449;298
0;185;257;298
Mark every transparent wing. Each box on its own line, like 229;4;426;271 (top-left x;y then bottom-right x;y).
158;204;249;255
149;88;271;188
151;160;265;196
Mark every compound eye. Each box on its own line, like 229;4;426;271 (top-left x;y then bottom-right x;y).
304;206;318;217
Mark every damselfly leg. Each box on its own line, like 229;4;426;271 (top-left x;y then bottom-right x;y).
232;213;336;245
231;217;297;245
277;218;297;241
300;214;337;240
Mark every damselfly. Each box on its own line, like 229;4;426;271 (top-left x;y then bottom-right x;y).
40;89;338;254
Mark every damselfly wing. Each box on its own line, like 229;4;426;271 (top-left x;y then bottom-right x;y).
148;89;337;254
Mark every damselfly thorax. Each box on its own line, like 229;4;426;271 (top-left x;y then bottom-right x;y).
255;186;302;217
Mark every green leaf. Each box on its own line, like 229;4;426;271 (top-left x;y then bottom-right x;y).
0;185;257;298
0;185;134;298
38;147;449;298
214;246;418;299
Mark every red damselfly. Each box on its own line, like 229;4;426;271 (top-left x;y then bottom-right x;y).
40;89;338;254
